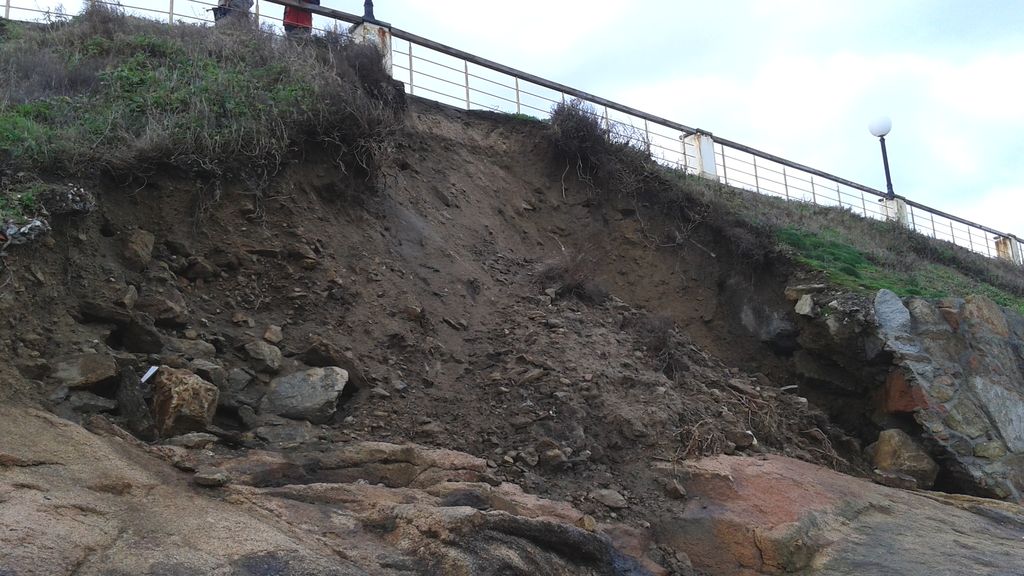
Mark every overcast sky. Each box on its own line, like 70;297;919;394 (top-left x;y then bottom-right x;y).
10;0;1024;235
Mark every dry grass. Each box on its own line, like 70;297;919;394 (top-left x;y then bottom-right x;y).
0;3;403;184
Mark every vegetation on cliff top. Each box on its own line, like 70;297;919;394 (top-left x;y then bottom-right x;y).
548;98;1024;312
0;3;402;185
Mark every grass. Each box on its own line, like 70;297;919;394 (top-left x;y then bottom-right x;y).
0;181;41;221
547;98;1024;312
0;3;403;183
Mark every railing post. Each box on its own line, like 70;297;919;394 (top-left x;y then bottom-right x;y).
752;156;761;194
810;175;817;204
782;167;790;200
882;197;910;229
168;0;174;24
463;60;470;109
4;0;10;20
351;17;393;75
681;132;718;181
835;183;842;208
514;77;521;114
860;190;867;217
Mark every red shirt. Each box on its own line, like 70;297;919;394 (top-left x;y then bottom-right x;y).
284;0;317;28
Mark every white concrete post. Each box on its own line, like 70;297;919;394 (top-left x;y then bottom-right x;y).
350;20;392;75
681;132;718;180
882;197;910;229
995;236;1023;265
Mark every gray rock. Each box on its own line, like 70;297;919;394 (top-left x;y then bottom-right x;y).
135;289;189;326
51;354;118;389
115;367;156;440
65;391;117;413
193;467;231;487
794;294;814;317
874;289;912;342
255;420;317;446
166;337;216;360
189;359;226;387
259;367;348;424
589;488;628;509
245;340;282;373
165;432;219;449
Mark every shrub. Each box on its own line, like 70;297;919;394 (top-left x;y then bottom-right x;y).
0;3;404;183
537;250;609;304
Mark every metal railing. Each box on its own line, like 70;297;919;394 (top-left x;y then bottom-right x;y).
4;0;1022;264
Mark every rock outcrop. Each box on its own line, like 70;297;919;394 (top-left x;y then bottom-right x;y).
795;289;1024;500
658;455;1024;576
0;403;658;576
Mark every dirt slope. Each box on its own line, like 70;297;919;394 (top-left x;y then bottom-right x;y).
4;95;1024;574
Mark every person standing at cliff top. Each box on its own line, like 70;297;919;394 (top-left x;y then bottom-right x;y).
284;0;319;38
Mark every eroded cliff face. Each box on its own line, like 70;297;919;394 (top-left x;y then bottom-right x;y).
792;288;1024;501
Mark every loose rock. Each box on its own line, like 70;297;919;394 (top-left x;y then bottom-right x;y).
259;367;348;424
151;367;219;438
590;488;628;509
245;340;283;373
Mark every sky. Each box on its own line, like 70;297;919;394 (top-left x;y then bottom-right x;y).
8;0;1024;235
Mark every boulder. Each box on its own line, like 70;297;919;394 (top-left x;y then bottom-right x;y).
259;367;348;424
296;336;364;385
151;367;219;437
115;367;156;440
794;294;814;317
51;354;118;389
64;391;117;413
245;340;282;373
867;429;939;489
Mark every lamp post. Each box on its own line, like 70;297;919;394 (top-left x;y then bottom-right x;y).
869;117;895;199
363;0;374;20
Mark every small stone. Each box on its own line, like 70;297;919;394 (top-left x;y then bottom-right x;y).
538;448;568;469
263;325;283;344
183;257;221;280
794;294;814;317
974;440;1007;460
575;514;597;531
370;386;391;398
165;432;219;449
120;285;139;309
726;429;757;449
589;488;628;509
135;290;189;326
189;359;225;387
245;340;283;373
193;467;231;487
660;477;687;499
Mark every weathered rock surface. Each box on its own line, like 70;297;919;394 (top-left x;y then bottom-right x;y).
121;228;155;271
659;455;1024;576
0;403;658;576
799;289;1024;500
259;367;348;424
151;367;219;437
50;354;117;389
245;340;283;373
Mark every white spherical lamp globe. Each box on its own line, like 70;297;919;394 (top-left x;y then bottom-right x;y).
869;117;892;137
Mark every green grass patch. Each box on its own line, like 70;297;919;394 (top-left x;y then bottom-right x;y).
777;227;1024;313
0;5;403;180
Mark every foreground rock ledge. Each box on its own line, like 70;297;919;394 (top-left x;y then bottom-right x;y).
659;455;1024;576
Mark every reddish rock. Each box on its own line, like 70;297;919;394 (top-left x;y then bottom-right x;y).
882;369;929;413
151;367;218;437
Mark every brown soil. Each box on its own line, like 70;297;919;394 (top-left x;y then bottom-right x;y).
0;97;869;541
